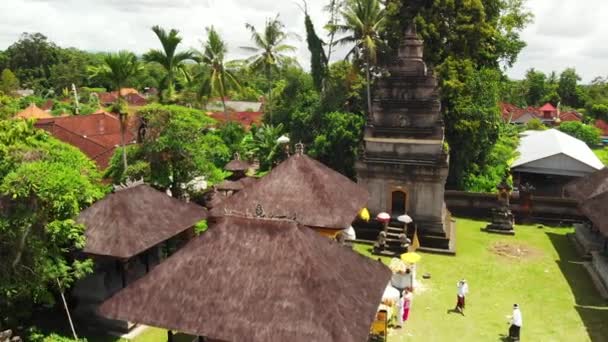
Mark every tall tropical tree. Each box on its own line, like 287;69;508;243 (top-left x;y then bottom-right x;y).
242;16;296;121
334;0;385;116
143;25;193;103
88;51;141;171
195;26;240;116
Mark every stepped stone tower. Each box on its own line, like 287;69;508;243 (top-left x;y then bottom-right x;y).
355;25;454;251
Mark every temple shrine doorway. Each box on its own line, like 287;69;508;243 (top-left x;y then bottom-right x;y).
391;190;407;216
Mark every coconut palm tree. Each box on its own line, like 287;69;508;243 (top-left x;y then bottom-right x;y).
242;16;296;121
334;0;385;117
144;25;193;103
195;26;240;117
88;51;142;171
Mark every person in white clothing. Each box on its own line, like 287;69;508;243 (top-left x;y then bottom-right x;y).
455;279;468;315
508;304;522;341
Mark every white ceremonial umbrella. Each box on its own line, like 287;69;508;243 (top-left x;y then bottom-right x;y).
398;214;413;224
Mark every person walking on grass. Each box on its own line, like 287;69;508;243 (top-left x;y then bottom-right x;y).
402;287;413;323
455;279;468;315
508;304;522;341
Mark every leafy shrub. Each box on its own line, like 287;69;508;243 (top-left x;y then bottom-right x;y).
558;121;601;146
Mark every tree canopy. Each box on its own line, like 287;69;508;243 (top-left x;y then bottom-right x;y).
105;104;230;198
0;119;106;326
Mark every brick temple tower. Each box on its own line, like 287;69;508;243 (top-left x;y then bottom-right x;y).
355;25;454;251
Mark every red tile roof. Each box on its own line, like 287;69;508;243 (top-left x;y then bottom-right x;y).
124;93;147;106
208;111;264;129
98;92;118;104
540;103;557;112
596;119;608;137
558;111;582;122
501;102;582;124
35;113;135;169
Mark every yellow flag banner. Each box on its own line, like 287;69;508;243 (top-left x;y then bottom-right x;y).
410;226;421;252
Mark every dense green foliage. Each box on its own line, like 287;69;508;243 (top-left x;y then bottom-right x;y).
383;0;531;189
241;123;286;171
0;120;105;326
304;10;328;92
105;104;229;198
440;64;505;188
463;124;520;192
0;69;19;95
558;121;601;147
525;117;547;131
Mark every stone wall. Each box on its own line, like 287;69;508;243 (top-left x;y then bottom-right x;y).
445;190;583;222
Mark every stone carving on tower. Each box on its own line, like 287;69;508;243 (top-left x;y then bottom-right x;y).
355;24;454;251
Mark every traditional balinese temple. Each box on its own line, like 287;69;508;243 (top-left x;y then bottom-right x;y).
72;182;207;332
99;215;391;342
215;153;257;196
211;146;369;238
356;25;454;251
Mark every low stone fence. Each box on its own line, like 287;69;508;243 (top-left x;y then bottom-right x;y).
445;190;584;224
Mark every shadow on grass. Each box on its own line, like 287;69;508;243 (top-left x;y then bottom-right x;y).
546;232;608;341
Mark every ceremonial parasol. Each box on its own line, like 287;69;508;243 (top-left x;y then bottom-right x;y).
397;214;412;224
400;252;421;264
377;212;390;224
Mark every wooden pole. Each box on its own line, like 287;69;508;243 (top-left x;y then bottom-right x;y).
167;330;174;342
56;278;78;340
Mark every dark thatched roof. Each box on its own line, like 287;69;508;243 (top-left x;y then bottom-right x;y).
579;191;608;236
99;215;390;342
210;154;369;229
215;177;258;191
564;167;608;202
78;184;207;259
224;158;251;172
215;179;244;191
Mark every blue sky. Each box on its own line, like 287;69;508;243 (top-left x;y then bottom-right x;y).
1;0;606;82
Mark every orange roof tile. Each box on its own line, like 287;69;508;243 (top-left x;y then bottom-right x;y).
208;111;263;129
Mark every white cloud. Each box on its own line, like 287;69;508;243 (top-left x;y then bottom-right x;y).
507;0;608;82
1;0;607;83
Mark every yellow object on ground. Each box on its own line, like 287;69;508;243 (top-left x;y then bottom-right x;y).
401;252;422;264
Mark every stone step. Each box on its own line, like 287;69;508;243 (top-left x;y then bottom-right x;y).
582;262;608;300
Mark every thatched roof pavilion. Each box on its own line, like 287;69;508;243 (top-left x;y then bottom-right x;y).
210;153;369;230
99;215;391;342
579;191;608;236
224;156;250;173
14;103;53;119
564;167;608;202
215;177;258;192
78;184;207;258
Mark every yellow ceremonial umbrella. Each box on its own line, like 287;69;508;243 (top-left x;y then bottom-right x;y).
400;252;422;264
359;208;370;222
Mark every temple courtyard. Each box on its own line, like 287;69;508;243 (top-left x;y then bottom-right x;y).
54;218;607;342
355;218;608;342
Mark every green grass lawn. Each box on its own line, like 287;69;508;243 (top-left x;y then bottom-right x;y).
593;147;608;165
354;218;608;341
